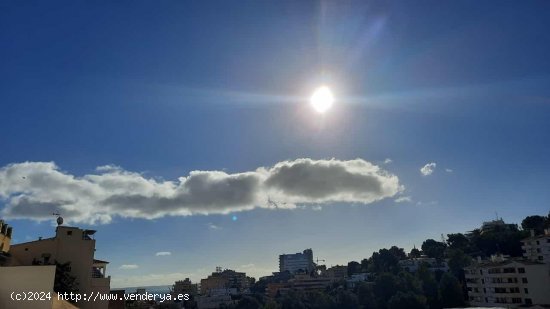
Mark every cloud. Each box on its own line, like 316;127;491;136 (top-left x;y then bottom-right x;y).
0;159;402;224
383;158;393;164
445;168;453;173
207;223;221;230
416;200;438;206
155;252;171;256
119;264;139;270
420;162;437;176
394;196;412;203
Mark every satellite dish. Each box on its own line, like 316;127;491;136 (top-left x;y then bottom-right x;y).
56;216;63;226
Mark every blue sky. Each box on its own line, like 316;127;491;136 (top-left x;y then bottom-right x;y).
1;1;550;287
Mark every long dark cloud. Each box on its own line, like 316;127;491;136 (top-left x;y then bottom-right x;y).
0;159;402;224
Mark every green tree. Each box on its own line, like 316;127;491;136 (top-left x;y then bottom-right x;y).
373;273;401;306
303;290;333;309
438;273;465;308
361;258;370;272
447;249;472;280
446;233;470;252
409;247;422;258
348;261;362;276
334;290;360;309
234;295;262;309
416;265;440;309
370;247;404;273
522;215;547;235
421;239;447;259
388;291;428;309
356;282;377;309
54;261;78;297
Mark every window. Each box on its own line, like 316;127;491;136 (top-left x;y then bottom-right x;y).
536;241;540;245
503;267;516;273
538;256;543;260
512;298;522;303
488;268;501;274
522;278;528;283
537;248;541;253
524;288;529;294
67;231;72;236
518;267;525;273
525;298;532;305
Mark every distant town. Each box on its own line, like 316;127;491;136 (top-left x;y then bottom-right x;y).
1;212;549;308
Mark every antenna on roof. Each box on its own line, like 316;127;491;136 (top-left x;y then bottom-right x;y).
52;213;63;226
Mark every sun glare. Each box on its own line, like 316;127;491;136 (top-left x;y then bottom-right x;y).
310;86;334;113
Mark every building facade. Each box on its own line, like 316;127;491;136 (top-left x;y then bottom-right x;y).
398;257;449;273
200;269;250;295
279;249;314;274
465;257;550;307
521;230;550;263
325;265;348;280
9;226;110;309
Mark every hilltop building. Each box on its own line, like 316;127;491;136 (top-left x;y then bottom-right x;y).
279;249;314;274
398;257;449;273
173;278;198;295
200;268;251;295
266;273;332;297
467;218;518;238
325;265;348;280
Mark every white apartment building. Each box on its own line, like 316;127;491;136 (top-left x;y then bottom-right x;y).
464;257;550;307
521;230;550;263
279;249;314;274
398;257;449;273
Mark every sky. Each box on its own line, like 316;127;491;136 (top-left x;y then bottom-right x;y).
1;1;550;288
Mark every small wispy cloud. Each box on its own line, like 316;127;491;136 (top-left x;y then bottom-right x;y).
311;205;323;211
445;168;453;173
416;200;438;206
383;158;393;164
394;196;412;203
207;223;221;230
155;251;171;256
420;162;437;176
119;264;139;270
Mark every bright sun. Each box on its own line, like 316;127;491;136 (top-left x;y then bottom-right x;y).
310;86;334;113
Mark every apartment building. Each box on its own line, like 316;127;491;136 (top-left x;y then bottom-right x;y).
521;230;550;263
200;268;250;295
9;226;111;309
464;257;550;307
325;265;348;280
398;257;449;273
279;249;314;274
